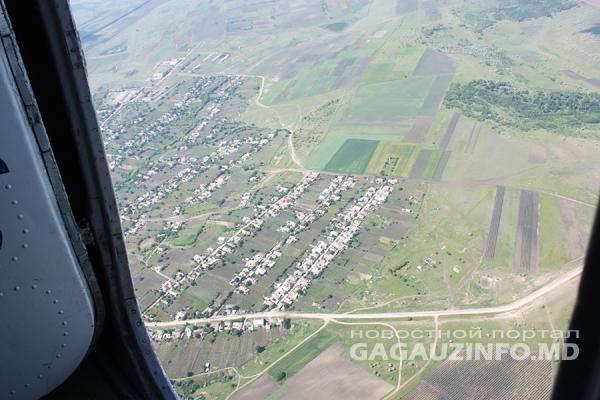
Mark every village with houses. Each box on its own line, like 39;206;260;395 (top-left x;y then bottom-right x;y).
74;0;600;397
93;68;427;355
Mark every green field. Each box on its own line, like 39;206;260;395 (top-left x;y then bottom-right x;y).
360;47;424;85
268;330;336;381
168;225;204;247
342;77;435;123
419;74;454;116
324;139;380;173
538;194;570;271
267;321;409;386
365;141;419;176
421;149;443;179
492;187;520;269
360;63;399;84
